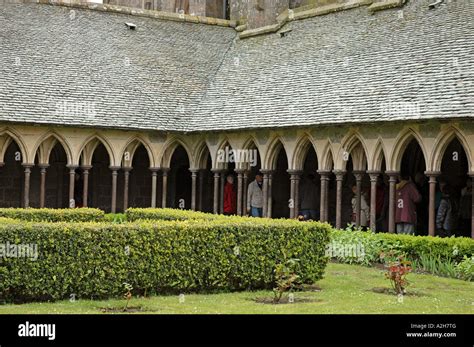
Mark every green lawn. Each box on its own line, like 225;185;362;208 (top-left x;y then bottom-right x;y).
1;262;473;314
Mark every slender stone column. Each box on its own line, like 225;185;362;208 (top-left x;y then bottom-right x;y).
261;170;270;218
161;168;170;208
267;171;274;217
367;171;380;232
242;171;249;215
198;169;205;211
386;171;399;233
22;164;33;208
81;165;92;207
425;171;441;237
333;170;345;228
67;165;78;208
190;169;198;211
235;169;244;216
211;169;220;214
38;164;49;208
353;170;364;227
122;167;132;210
470;173;474;239
318;170;331;222
220;171;226;214
288;170;302;219
109;166;120;213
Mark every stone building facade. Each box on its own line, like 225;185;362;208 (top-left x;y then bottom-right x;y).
0;0;473;238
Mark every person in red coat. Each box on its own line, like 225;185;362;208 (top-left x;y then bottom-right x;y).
223;174;237;215
395;174;422;235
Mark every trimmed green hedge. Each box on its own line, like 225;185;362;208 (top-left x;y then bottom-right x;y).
126;208;220;221
0;208;105;223
330;228;474;266
0;217;331;303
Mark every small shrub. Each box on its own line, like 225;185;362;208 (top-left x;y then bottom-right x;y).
273;258;300;304
122;282;133;311
0;208;104;222
126;208;219;222
381;252;412;295
455;255;474;281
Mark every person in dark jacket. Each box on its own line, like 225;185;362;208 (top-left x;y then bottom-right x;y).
436;184;458;237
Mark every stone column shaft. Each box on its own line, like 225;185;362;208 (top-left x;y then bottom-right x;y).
318;170;331;222
82;165;92;208
123;167;132;210
386;171;399;233
426;171;441;237
22;164;33;208
333;170;345;228
161;168;170;208
236;170;244;216
110;166;120;213
67;165;78;208
353;171;364;227
212;170;220;214
190;169;198;211
39;164;49;208
368;171;380;232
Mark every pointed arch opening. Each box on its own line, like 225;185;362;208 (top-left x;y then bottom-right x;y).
0;138;23;207
88;143;112;212
128;144;151;208
440;138;470;237
299;140;320;221
272;142;290;218
34;142;69;208
168;144;191;209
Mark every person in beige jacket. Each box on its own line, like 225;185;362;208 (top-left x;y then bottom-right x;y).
246;172;264;217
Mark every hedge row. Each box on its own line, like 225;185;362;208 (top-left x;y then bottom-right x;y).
0;217;331;303
126;208;220;222
330;228;474;266
0;208;105;222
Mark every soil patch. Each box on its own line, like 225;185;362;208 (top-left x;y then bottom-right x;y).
370;287;427;297
254;297;321;305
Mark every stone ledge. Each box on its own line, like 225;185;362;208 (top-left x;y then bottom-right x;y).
36;0;237;28
368;0;406;13
239;0;388;39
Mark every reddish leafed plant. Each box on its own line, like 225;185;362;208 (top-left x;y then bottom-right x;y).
380;251;412;295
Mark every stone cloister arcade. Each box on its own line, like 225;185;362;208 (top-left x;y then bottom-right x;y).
0;120;473;238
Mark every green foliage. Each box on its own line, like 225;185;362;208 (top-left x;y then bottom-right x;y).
273;258;300;303
0;216;330;303
330;228;474;280
331;227;474;264
411;254;458;279
104;213;127;223
126;208;220;222
0;208;104;222
455;255;474;281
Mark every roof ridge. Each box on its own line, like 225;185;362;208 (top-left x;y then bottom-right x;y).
36;0;238;28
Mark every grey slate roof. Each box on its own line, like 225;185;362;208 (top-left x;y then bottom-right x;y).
0;0;473;132
0;3;235;131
